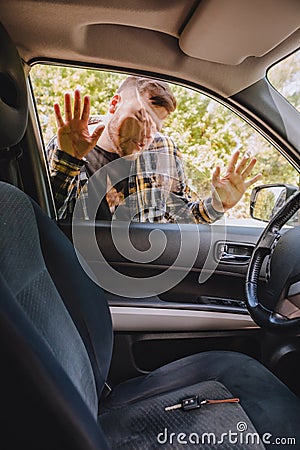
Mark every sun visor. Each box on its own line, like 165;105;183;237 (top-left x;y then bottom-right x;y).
179;0;300;65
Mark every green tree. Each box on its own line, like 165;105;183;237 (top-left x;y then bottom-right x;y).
268;50;300;112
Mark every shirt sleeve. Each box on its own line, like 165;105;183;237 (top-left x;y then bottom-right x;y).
47;136;84;219
166;136;224;224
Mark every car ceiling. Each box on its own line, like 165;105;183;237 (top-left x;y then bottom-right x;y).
0;0;299;97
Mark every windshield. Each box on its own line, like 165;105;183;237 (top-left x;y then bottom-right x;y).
268;49;300;112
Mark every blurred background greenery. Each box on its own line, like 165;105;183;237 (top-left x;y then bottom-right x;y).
30;50;300;219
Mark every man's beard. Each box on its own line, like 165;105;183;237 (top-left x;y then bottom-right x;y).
107;114;144;157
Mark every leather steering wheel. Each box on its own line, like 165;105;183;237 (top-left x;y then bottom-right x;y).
246;190;300;332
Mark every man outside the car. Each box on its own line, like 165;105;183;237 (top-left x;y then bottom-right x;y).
47;76;261;222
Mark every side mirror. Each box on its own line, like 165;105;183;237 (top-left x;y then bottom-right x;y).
250;184;298;222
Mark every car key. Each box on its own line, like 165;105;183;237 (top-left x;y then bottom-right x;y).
165;395;201;411
165;396;239;411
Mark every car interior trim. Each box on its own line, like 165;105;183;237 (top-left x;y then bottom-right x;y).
180;0;300;65
2;1;300;97
110;306;258;332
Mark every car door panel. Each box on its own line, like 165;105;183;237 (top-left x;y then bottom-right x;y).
61;220;264;309
60;219;264;382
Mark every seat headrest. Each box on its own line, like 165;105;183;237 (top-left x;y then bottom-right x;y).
0;23;28;149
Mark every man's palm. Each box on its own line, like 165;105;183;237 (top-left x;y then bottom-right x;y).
212;151;262;212
54;90;104;160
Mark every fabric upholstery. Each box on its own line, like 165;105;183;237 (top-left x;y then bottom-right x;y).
0;182;97;416
0;181;110;449
30;197;113;398
0;271;109;450
100;379;265;449
101;350;300;449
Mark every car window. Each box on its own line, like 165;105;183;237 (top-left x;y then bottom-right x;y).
268;49;300;113
30;64;299;224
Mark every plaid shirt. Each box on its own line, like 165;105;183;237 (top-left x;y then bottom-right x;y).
47;126;223;223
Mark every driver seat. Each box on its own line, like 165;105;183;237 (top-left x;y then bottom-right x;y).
0;22;300;449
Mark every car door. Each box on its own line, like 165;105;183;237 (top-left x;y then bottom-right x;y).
29;62;300;386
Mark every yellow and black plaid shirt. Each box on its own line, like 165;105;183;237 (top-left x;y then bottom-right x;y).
47;131;223;224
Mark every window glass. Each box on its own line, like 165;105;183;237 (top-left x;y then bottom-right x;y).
30;64;299;224
268;49;300;112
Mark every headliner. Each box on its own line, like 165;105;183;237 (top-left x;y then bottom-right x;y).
0;0;299;96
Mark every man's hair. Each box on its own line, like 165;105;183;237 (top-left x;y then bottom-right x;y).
117;76;177;114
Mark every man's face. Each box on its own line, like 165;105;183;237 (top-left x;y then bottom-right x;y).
107;88;169;157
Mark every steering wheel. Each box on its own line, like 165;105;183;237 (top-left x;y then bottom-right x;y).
246;190;300;332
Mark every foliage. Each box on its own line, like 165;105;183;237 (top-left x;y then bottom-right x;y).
30;54;300;219
268;51;300;112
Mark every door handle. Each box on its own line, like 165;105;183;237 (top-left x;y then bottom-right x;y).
217;242;254;264
220;252;251;262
